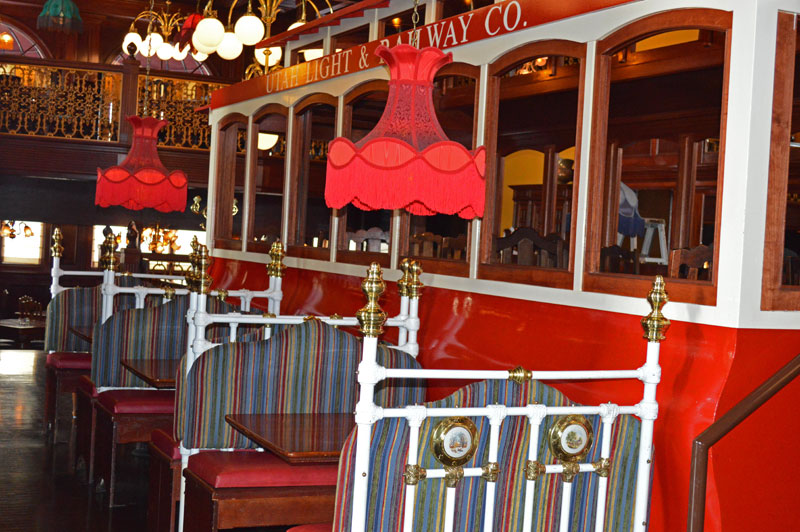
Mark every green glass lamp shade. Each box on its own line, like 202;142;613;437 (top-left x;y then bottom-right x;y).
37;0;83;34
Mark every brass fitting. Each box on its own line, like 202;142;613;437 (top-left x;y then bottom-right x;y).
51;228;64;258
356;262;387;337
641;275;670;342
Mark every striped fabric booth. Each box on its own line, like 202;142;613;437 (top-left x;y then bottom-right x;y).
171;320;426;532
324;379;641;532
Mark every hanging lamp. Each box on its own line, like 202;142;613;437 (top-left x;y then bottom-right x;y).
37;0;83;33
325;44;486;219
96;116;188;212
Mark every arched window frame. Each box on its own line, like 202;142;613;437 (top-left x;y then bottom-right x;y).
582;8;733;305
213;113;249;251
479;40;587;288
0;17;50;59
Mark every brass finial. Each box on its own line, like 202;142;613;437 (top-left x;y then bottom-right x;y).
356;262;387;337
100;233;119;271
407;260;424;299
163;285;176;300
51;228;64;258
641;276;670;342
397;258;411;297
196;245;213;295
268;240;286;278
216;288;228;302
186;236;200;291
508;366;532;384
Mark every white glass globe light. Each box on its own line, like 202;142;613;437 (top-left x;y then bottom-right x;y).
192;50;209;62
217;31;243;60
234;14;265;46
258;133;279;151
301;48;323;61
192;32;217;55
156;42;175;61
288;20;305;31
173;43;190;61
194;16;225;49
141;33;164;57
122;31;142;55
254;46;282;67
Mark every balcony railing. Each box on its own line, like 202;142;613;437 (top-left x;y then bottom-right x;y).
0;56;228;150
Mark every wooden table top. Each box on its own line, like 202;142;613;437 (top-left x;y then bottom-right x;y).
68;325;94;344
224;413;355;464
121;359;179;389
0;318;45;330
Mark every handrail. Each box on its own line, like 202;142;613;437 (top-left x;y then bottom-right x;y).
686;352;800;531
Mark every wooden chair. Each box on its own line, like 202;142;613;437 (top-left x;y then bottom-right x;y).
441;234;467;260
410;232;443;258
346;227;388;252
668;244;713;280
600;244;640;275
494;227;565;268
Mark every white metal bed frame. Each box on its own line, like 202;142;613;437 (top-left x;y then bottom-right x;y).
349;263;668;532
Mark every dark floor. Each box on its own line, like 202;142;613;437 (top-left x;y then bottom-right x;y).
0;349;290;532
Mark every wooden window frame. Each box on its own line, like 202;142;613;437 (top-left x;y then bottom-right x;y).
582;8;732;305
479;40;587;289
245;103;290;254
762;12;798;310
336;80;392;268
213;112;248;252
286;93;338;261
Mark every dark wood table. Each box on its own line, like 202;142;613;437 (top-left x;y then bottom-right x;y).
121;359;179;389
68;325;94;344
225;413;355;464
0;318;46;348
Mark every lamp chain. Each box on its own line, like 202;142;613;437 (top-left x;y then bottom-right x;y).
411;0;420;48
142;0;156;116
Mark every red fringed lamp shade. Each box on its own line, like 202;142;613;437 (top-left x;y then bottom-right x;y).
96;116;188;213
325;45;486;219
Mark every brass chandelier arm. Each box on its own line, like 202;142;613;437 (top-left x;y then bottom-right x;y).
133;10;186;38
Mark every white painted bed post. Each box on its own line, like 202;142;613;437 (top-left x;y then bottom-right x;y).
50;227;64;297
405;261;423;358
633;275;669;532
351;263;389;532
100;233;119;323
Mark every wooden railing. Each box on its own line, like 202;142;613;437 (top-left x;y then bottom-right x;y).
686;352;800;531
0;55;229;150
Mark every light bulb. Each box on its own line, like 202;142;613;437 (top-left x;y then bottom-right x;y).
122;31;142;55
255;46;282;67
23;224;33;238
141;33;164;57
258;132;279;150
216;31;243;60
194;16;225;49
172;43;190;61
301;48;323;61
156;41;175;61
192;50;209;62
192;32;217;55
234;13;265;46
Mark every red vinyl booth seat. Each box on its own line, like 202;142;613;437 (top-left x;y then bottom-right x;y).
187;450;339;489
46;351;91;370
97;389;175;415
287;525;331;532
77;375;97;398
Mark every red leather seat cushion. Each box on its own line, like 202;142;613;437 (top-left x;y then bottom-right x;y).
188;450;339;489
151;429;181;461
77;375;97;398
46;351;91;370
286;525;331;532
98;389;175;415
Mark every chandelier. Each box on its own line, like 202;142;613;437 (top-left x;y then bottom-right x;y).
122;0;206;62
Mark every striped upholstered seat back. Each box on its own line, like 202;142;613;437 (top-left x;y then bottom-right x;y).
332;379;640;532
45;286;102;352
176;320;425;450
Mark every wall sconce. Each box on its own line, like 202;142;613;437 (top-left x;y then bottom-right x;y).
190;196;238;229
258;132;279;150
0;221;35;239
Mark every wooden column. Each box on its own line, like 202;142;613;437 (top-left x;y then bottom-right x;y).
542;145;558;235
119;56;141;145
214;126;238;243
601;141;622;247
290;111;313;245
671;135;700;250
